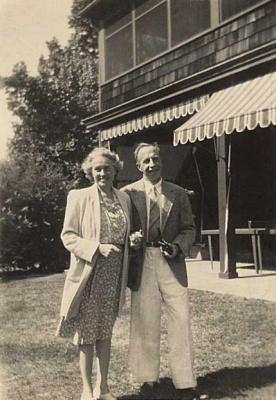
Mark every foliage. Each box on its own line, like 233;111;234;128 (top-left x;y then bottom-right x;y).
0;159;68;271
1;0;99;271
5;38;98;174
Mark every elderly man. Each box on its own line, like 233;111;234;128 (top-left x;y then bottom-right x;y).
123;142;197;400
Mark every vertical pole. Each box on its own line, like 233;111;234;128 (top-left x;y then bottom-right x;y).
98;130;102;147
216;135;237;278
132;5;136;67
98;22;104;149
207;235;214;270
210;0;220;26
98;22;105;90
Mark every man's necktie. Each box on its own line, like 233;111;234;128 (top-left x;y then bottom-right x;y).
148;186;161;242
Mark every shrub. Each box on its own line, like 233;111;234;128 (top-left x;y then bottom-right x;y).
0;159;68;272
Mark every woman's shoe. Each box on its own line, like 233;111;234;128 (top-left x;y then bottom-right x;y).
98;391;117;400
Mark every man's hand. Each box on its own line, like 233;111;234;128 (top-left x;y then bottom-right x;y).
99;244;121;257
161;243;179;259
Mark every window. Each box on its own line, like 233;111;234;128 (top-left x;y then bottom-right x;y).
103;0;263;81
221;0;261;20
136;2;168;64
105;25;133;80
136;0;162;16
171;0;210;47
105;13;132;37
104;13;133;81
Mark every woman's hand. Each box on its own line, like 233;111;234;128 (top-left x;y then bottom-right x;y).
130;242;142;250
99;244;121;257
129;230;143;250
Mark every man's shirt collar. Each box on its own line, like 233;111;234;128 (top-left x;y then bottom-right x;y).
143;178;162;195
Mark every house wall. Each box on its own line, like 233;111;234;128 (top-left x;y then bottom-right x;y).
100;1;276;111
82;0;276;266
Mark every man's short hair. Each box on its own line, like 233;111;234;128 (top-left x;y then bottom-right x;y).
134;142;160;163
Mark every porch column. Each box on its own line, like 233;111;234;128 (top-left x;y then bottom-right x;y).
216;135;238;278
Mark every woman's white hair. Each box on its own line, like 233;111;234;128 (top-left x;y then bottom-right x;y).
81;147;123;182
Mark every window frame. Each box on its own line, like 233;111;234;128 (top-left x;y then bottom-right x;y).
101;0;267;84
135;0;169;65
104;22;134;81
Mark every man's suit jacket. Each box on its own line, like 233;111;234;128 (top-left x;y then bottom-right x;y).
59;184;131;320
122;179;195;291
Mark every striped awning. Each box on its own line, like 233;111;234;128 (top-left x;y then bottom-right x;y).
100;95;209;142
173;72;276;146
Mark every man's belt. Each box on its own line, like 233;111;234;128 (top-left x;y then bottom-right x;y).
146;241;161;247
146;239;175;256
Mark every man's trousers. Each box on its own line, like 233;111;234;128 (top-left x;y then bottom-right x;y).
129;248;196;389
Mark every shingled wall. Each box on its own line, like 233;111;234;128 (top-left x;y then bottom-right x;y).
100;1;276;111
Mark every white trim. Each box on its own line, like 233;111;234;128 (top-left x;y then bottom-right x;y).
173;71;276;145
100;95;209;141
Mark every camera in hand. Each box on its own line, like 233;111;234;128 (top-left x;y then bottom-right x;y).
156;229;174;255
157;238;174;255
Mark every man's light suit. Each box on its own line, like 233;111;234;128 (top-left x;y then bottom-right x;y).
123;178;196;388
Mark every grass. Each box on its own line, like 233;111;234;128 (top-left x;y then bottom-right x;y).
0;273;276;400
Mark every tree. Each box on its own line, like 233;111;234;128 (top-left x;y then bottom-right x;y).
0;159;67;271
6;35;98;177
1;0;99;271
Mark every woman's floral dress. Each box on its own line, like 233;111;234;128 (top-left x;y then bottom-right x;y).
56;193;127;345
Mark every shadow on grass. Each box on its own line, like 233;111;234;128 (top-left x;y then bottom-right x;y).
0;270;64;282
197;363;276;399
118;363;276;399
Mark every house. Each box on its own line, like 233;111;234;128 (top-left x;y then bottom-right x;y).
80;0;276;277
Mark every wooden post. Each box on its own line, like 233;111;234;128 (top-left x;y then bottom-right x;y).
216;135;238;278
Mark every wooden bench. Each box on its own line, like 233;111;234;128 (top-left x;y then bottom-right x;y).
235;220;276;274
201;229;219;270
202;221;276;273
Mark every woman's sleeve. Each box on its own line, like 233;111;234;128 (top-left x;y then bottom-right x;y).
126;194;133;228
60;190;99;263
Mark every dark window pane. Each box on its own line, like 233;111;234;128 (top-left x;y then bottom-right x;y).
105;25;133;80
221;0;261;20
105;12;131;37
136;3;168;64
171;0;210;47
136;0;164;17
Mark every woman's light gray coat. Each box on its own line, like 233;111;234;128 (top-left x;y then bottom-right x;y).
59;184;131;320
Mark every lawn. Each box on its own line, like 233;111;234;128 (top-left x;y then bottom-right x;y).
0;273;276;400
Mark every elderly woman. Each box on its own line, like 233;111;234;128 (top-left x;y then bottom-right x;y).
56;148;131;400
